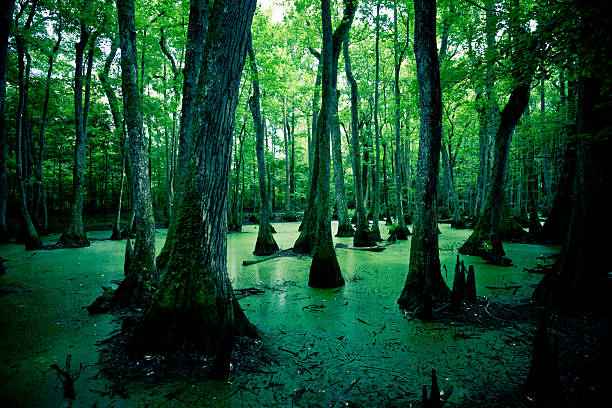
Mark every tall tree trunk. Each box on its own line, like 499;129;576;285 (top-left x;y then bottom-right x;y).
23;50;33;217
391;4;410;239
309;66;321;176
440;143;464;227
404;126;412;215
108;0;157;307
382;142;392;225
248;35;278;256
371;2;382;241
459;2;538;264
438;17;465;229
294;110;320;251
296;46;321;240
132;1;258;378
398;0;449;316
99;38;127;240
329;9;354;238
534;0;611;310
309;0;353;288
0;0;16;242
458;33;536;264
156;0;208;273
295;1;356;252
344;35;374;247
473;0;498;218
537;141;575;243
522;104;542;235
159;26;181;224
539;79;553;214
14;1;42;250
534;76;610;309
34;15;61;233
331;90;354;237
289;108;295;202
282;97;294;217
56;22;90;248
15;39;42;249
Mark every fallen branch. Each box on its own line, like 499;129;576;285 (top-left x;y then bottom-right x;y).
524;264;553;274
242;248;294;266
233;287;265;299
303;304;326;312
335;242;394;252
332;377;361;407
485;285;521;290
278;346;298;357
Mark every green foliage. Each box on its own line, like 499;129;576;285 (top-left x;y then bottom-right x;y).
2;0;594;224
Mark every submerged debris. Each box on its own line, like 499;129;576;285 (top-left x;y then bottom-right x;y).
50;354;82;401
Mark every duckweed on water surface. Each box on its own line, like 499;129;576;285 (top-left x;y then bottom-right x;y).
1;222;560;407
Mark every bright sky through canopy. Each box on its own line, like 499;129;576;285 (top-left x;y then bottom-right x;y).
259;0;285;23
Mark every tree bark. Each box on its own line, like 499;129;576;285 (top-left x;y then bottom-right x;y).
99;38;127;240
159;28;180;223
398;0;450;315
344;36;374;247
458;20;537;265
523;105;542;236
473;0;498;218
56;21;90;248
132;0;258;378
297;50;320;241
458;74;533;265
537;142;575;243
289;108;295;204
33;15;61;233
248;35;278;256
0;0;16;242
331;90;354;237
382;142;392;225
371;2;382;241
282;97;295;218
391;4;410;239
309;63;321;176
539;79;553;214
309;0;355;288
295;1;356;252
438;18;465;229
156;0;208;272
14;2;42;250
103;0;158;309
534;76;611;310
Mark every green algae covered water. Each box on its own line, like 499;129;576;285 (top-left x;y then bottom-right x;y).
0;223;559;407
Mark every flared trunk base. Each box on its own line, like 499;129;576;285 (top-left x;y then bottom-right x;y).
56;230;90;249
458;229;510;266
254;237;279;256
335;221;355;237
309;245;345;288
353;227;376;247
397;271;450;315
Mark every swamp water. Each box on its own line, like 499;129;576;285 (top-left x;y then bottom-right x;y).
0;222;559;407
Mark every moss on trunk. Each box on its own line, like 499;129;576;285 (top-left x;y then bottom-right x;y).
128;1;258;376
398;0;450;314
